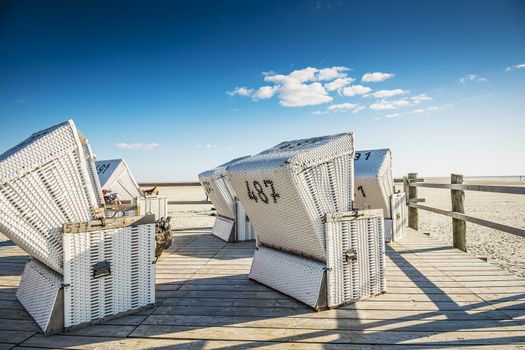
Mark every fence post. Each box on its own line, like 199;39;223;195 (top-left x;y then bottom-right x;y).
408;173;419;230
451;173;466;251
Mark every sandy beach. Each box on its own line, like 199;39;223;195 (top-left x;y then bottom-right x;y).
404;177;525;278
149;177;525;278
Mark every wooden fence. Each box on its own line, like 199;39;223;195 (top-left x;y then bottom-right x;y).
138;182;211;205
404;173;525;252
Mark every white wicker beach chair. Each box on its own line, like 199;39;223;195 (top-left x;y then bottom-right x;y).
0;120;102;273
96;159;142;201
227;133;386;309
354;148;407;242
199;156;256;242
354;149;394;217
0;121;156;333
95;159;168;220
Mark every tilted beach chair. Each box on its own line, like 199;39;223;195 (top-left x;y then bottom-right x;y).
227;133;386;309
354;149;407;242
96;158;168;220
96;159;142;201
199;156;256;242
0;120;155;334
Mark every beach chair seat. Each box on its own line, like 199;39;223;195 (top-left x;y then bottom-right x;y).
199;156;256;242
227;133;386;309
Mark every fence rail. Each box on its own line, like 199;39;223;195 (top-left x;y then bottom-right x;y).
139;182;201;187
139;181;212;205
405;173;525;251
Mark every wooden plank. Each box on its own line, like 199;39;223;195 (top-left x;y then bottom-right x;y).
410;182;525;195
409;203;525;238
0;330;35;344
18;335;382;350
130;324;525;345
451;173;467;251
161;297;309;309
407;173;419;230
151;305;510;320
139;181;201;187
142;314;525;332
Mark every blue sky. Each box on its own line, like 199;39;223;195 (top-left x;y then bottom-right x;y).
1;0;524;181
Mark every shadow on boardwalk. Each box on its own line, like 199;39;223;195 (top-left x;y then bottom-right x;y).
1;229;525;349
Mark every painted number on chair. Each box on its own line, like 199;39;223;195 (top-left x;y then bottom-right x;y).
202;181;213;194
355;152;371;161
96;163;110;174
246;180;280;204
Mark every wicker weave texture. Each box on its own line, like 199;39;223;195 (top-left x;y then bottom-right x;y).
0;120;101;273
390;192;407;241
82;143;104;207
326;210;386;307
227;133;354;260
62;223;155;328
354;149;394;219
235;201;256;241
211;215;235;242
96;159;141;201
198;157;250;220
249;246;325;308
16;259;63;333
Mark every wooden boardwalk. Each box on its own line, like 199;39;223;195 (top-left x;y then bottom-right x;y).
0;227;524;349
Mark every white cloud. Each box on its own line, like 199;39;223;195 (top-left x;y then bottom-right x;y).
368;89;409;98
228;66;355;107
369;99;410;110
411;93;432;104
459;74;487;85
325;77;354;92
369;101;395;110
288;67;319;82
342;85;371;96
362;72;394;83
252;86;277;100
264;71;333;107
506;63;525;72
411;109;426;114
312;110;329;115
227;87;253;96
115;143;159;150
385;113;401;118
317;66;349;81
196;144;218;149
228;67;419;110
327;103;359;111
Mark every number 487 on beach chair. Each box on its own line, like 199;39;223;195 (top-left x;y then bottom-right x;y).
226;133;386;309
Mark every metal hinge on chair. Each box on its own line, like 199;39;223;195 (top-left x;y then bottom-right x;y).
92;261;111;278
345;249;357;262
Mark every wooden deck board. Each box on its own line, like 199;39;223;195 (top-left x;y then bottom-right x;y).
1;229;525;349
